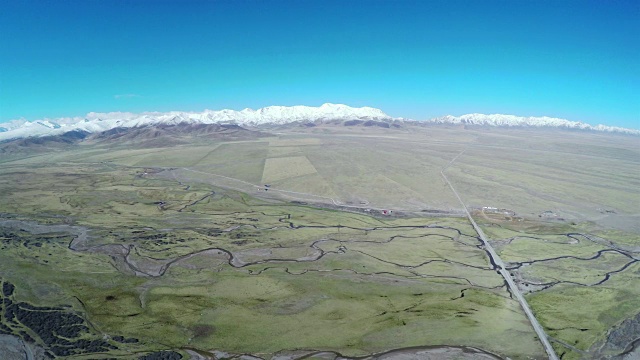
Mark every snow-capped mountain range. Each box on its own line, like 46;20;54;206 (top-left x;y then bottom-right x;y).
429;114;639;134
0;103;395;141
0;103;638;141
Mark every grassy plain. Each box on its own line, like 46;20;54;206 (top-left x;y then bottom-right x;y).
1;125;639;359
0;157;545;359
262;156;318;183
441;130;640;233
479;215;640;359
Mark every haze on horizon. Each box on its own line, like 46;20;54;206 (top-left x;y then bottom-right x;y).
1;0;638;129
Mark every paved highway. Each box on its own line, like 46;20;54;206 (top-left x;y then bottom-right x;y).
441;150;559;360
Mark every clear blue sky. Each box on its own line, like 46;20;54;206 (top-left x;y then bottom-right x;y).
1;0;639;128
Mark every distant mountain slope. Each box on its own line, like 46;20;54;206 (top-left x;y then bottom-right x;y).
0;123;269;154
1;104;638;141
88;123;269;147
0;130;89;155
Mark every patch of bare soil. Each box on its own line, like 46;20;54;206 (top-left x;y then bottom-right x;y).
594;311;640;359
0;334;47;360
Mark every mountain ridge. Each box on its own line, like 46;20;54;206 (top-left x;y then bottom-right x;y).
1;103;638;141
427;113;638;134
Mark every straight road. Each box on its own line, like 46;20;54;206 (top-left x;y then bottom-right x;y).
441;150;559;360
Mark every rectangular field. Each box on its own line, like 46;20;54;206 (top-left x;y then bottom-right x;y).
261;156;318;183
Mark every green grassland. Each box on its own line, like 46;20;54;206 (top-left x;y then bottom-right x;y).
479;216;640;359
0;158;545;359
521;251;632;285
1;126;639;359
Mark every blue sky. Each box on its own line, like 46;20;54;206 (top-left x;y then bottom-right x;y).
1;0;639;128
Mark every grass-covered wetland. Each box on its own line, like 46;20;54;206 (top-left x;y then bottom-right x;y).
0;125;638;359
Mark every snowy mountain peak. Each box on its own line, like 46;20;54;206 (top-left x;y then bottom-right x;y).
1;105;638;141
428;113;640;135
0;104;396;141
